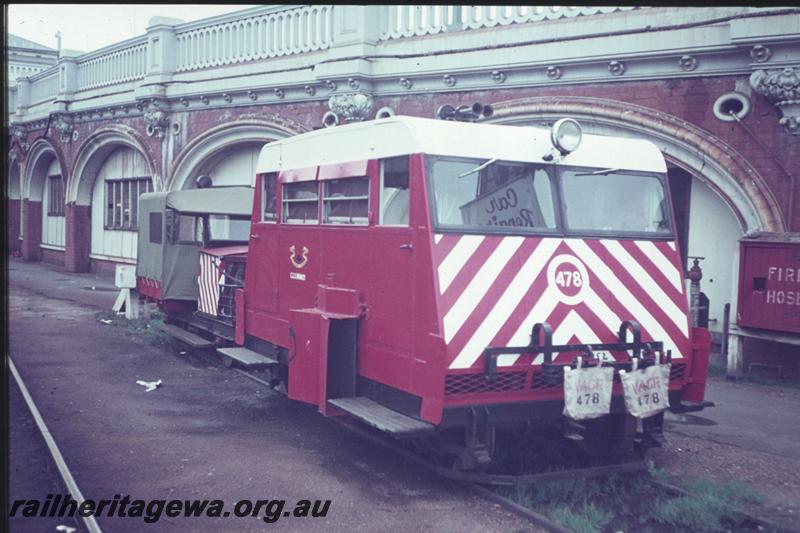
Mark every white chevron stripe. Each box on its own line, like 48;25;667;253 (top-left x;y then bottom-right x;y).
496;285;560;367
449;239;562;369
668;241;676;251
437;234;484;294
635;240;684;293
443;236;524;342
566;239;684;357
434;233;443;244
583;286;623;339
602;240;688;336
532;310;601;364
199;255;209;313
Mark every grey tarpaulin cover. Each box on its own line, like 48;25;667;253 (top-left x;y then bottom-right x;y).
136;187;253;301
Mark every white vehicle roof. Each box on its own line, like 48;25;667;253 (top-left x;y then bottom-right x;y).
255;116;666;180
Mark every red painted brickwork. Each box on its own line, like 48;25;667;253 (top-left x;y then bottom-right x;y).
7;199;21;253
65;203;92;273
21;200;42;262
40;247;65;267
89;257;125;279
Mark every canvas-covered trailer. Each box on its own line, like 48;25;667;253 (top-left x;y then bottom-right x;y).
136;187;253;309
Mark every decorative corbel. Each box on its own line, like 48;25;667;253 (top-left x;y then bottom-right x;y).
327;92;374;123
10;124;29;159
53;113;74;144
143;101;170;139
750;66;800;135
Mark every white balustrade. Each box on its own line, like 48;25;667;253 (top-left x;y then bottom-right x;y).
28;69;59;105
379;5;640;40
175;5;333;73
7;4;645;115
77;39;147;90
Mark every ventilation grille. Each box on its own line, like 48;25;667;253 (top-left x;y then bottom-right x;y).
530;370;564;390
444;372;526;395
446;363;687;396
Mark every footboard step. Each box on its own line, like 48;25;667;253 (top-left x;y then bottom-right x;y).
216;347;278;367
328;397;434;437
159;323;214;349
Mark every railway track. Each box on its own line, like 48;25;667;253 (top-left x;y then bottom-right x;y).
194;351;792;533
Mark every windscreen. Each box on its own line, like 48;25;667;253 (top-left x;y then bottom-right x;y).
429;157;557;231
561;169;672;234
207;215;251;242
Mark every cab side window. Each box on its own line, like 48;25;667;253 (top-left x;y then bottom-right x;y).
380;156;409;226
282;182;319;224
323;176;369;225
262;173;278;222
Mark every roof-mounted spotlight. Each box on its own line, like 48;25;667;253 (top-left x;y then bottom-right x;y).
550;118;582;155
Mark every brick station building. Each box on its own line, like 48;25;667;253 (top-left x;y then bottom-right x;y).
5;6;800;376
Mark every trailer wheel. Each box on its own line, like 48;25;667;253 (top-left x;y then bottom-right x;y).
575;413;637;463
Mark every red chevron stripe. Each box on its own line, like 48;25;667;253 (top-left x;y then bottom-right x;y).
438;235;691;370
585;240;689;348
439;236;508;312
618;239;687;308
431;233;461;264
479;241;574;351
596;243;688;327
443;238;547;355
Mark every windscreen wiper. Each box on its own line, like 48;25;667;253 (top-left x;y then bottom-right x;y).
574;167;621;176
458;158;498;179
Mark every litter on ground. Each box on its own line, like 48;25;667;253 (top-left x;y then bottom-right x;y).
136;379;163;392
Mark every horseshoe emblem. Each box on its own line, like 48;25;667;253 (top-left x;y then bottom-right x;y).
289;245;309;269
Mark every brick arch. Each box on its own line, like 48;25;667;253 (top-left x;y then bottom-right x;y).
487;96;784;233
167;118;308;191
64;125;157;272
7;151;21;199
67;124;158;205
19;138;66;261
22;138;66;201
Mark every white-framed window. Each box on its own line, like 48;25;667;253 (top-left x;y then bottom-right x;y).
380;157;409;226
47;174;65;216
322;176;369;225
105;177;152;230
262;173;278;222
282;181;319;224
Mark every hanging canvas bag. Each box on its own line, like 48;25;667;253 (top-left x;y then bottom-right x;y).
562;359;614;421
619;361;671;419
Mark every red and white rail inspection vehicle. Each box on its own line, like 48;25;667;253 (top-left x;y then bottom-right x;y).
143;114;712;469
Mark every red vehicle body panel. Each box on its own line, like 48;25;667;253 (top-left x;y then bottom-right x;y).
238;153;700;424
137;277;162;301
